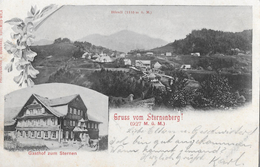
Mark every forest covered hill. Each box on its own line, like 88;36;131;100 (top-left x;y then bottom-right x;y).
152;29;252;55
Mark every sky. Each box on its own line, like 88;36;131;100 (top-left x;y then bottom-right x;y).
34;5;252;43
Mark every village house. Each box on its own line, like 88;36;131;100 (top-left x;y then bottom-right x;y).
119;53;126;58
81;52;89;59
95;55;112;63
92;52;112;63
166;52;172;56
135;60;151;69
146;52;154;56
13;94;101;142
191;52;200;56
136;53;141;57
124;59;132;66
181;64;191;69
153;62;162;69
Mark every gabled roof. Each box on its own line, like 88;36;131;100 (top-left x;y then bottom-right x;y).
15;94;81;118
48;94;79;107
30;94;68;117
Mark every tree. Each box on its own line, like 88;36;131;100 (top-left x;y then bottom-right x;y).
62;38;71;43
54;38;62;44
73;46;85;58
192;74;238;109
154;70;191;108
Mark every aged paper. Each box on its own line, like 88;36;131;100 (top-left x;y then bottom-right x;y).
0;0;259;166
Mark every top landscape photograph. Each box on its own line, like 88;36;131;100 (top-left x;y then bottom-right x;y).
7;5;252;111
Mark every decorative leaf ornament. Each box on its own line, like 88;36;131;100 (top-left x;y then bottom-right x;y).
4;5;58;87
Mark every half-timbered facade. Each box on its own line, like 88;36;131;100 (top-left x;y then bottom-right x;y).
14;94;101;142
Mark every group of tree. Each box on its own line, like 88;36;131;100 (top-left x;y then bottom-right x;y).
53;37;71;44
197;56;236;72
170;29;252;55
48;66;75;83
154;70;247;110
88;69;150;98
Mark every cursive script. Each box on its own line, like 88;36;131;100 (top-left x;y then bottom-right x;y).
110;125;258;166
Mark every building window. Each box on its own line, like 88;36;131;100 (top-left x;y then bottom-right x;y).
77;110;80;115
95;123;98;129
87;122;90;128
30;120;33;126
65;131;69;139
24;131;28;138
70;121;72;126
44;131;48;138
81;111;83;116
37;131;41;138
69;107;73;114
18;131;21;137
33;109;37;115
71;131;74;139
30;109;33;115
36;119;40;126
51;131;56;138
91;123;94;128
41;108;45;114
51;118;55;125
31;131;34;138
43;119;47;126
37;108;41;114
63;120;66;126
28;120;31;126
73;109;77;115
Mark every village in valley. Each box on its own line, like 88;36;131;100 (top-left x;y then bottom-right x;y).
30;28;252;110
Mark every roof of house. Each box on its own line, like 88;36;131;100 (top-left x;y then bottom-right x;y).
30;94;79;117
7;94;101;125
14;94;80;118
136;60;151;64
47;94;79;106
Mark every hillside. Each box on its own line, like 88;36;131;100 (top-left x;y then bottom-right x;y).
31;42;78;67
78;30;167;53
151;29;252;55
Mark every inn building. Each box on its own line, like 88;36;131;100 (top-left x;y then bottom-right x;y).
14;94;101;142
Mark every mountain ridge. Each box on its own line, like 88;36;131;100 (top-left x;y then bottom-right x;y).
77;30;167;52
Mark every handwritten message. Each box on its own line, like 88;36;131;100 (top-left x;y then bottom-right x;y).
109;110;258;167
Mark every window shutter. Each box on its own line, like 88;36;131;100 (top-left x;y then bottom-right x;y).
48;131;51;139
56;131;58;139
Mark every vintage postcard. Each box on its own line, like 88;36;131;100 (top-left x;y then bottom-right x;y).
0;0;259;166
